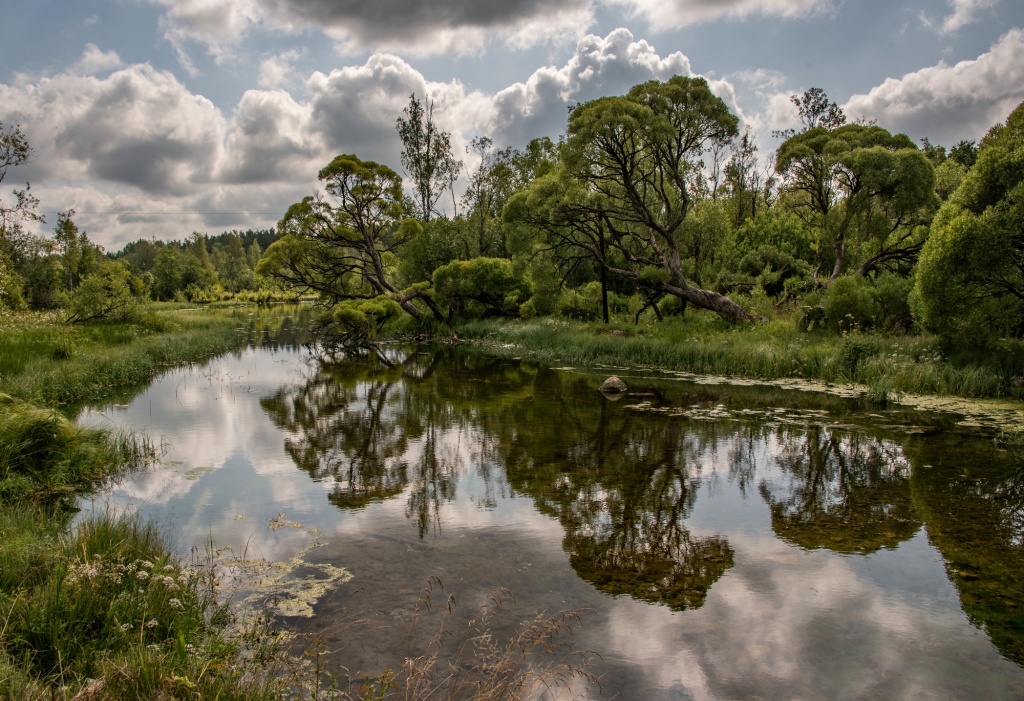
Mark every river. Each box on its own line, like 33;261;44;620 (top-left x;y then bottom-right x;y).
76;310;1024;700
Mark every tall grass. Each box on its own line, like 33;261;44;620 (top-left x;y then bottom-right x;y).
0;308;245;406
0;393;154;502
0;507;281;700
456;312;1024;400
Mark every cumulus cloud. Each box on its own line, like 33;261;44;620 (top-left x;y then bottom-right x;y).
0;65;225;193
484;28;694;145
153;0;262;69
843;28;1024;145
258;49;304;89
218;89;321;184
151;0;593;58
606;0;830;29
71;44;122;75
0;28;729;249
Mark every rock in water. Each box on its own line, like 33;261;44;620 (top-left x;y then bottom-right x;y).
599;375;627;393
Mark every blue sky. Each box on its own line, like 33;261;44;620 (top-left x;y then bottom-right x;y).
2;0;1022;249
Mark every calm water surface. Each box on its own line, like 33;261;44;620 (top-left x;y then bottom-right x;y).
77;323;1024;700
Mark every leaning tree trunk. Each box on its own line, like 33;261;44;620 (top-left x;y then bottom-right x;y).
664;282;754;324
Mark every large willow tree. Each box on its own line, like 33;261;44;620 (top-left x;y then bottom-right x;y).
509;76;752;323
259;154;443;345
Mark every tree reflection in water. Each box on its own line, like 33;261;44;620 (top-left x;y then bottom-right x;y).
260;351;735;609
257;347;1024;656
760;426;920;554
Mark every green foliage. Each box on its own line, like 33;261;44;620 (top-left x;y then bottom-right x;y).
396;94;461;221
0;248;26;311
720;244;811;298
913;100;1024;342
0;393;150;502
730;209;815;264
517;75;752;323
517;246;562;317
397;216;469;284
66;261;143;323
332;297;404;339
776;124;938;280
433;257;530;321
261;154;444;329
823;274;912;332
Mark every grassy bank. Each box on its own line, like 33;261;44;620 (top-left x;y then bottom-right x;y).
0;306;289;700
0;307;248;407
457;313;1024;401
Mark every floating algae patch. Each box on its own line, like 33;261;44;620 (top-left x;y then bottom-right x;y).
269;511;303;530
238;536;352;618
184;465;216;480
583;366;1024;431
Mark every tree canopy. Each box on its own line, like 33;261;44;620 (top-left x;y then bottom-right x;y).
913;101;1024;339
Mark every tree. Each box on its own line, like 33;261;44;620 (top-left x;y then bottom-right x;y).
724;129;774;226
913;101;1024;340
511;76;752;323
776;124;937;283
53;210;83;292
0;122;43;240
259;154;444;343
773;87;847;140
949;139;978;168
66;261;141;323
395;94;461;221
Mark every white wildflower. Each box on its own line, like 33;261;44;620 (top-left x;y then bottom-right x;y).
168;598;183;610
146;619;158;629
136;570;149;581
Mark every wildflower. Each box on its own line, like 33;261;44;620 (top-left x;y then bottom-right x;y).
169;598;183;610
141;561;154;570
136;571;150;581
146;619;158;629
120;623;131;633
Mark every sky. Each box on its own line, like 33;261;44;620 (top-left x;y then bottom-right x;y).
1;0;1022;251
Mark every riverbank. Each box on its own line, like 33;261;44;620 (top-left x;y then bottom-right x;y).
456;314;1024;403
0;307;290;700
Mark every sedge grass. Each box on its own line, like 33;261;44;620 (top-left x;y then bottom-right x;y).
456;310;1024;400
0;308;245;406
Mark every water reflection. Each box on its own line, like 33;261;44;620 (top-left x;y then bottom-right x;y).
79;337;1024;697
760;427;920;554
908;436;1024;666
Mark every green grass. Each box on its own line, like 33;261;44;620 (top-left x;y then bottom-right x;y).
0;506;282;700
456;310;1024;400
0;305;287;700
0;308;245;406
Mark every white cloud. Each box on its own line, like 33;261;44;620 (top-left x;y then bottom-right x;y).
153;0;263;69
843;28;1024;144
0;65;225;192
0;29;733;249
605;0;830;29
257;49;303;90
937;0;999;35
218;88;320;184
71;44;122;75
484;28;695;145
